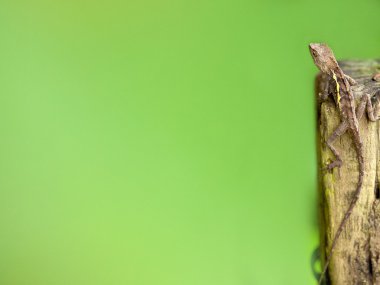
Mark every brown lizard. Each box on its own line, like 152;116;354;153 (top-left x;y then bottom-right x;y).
309;43;380;284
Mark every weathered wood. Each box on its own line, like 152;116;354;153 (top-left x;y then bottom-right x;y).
317;60;380;284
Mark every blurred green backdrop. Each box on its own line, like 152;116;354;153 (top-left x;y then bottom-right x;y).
0;0;379;284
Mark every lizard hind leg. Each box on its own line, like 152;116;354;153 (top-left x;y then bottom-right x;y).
325;121;348;171
355;93;380;122
364;94;380;122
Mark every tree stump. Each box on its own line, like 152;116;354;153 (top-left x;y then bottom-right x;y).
317;60;380;284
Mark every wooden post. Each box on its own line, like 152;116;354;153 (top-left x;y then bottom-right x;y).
317;60;380;284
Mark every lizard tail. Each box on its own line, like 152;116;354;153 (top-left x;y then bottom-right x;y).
318;133;364;285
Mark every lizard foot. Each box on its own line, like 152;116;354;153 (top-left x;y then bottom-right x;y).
326;160;342;171
321;160;342;173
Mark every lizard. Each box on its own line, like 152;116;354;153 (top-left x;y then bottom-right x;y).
309;43;380;285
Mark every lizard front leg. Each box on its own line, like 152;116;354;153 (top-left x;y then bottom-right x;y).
317;76;335;102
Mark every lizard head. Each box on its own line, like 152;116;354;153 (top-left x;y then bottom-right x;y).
309;43;338;75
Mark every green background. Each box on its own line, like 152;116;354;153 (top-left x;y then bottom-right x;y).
0;0;379;284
